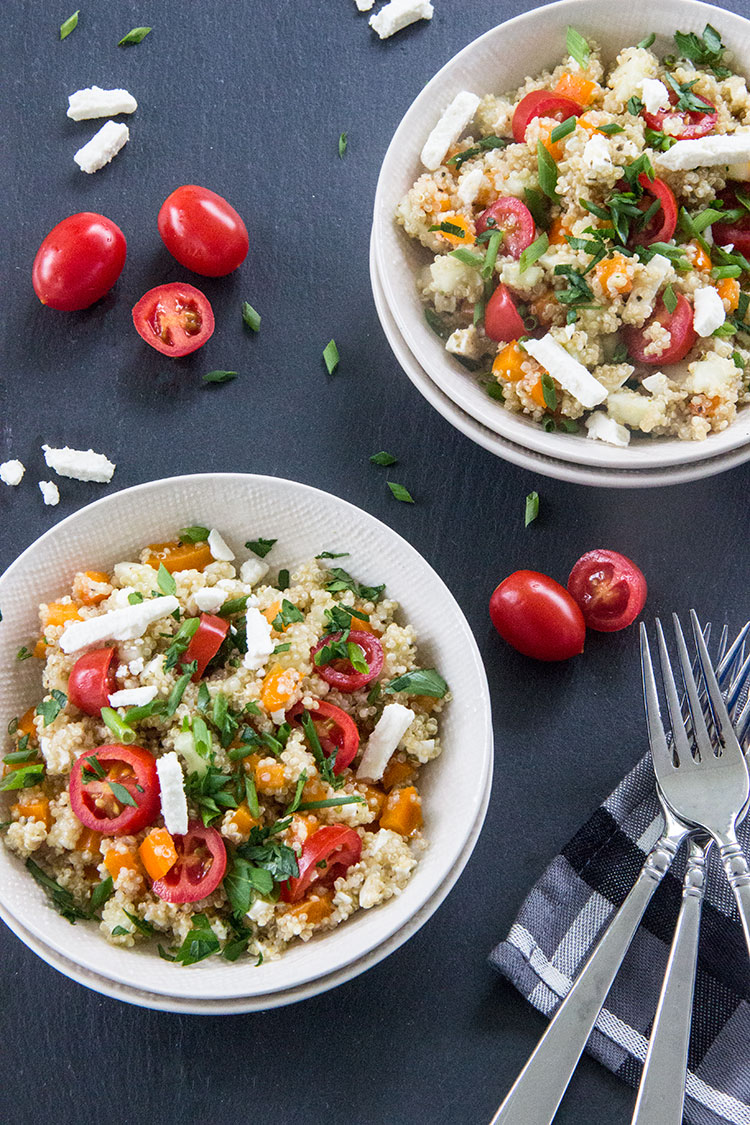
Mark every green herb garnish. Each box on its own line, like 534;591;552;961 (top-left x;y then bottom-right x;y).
387;481;414;504
385;668;448;698
60;10;79;40
519;232;549;273
203;370;238;385
566;26;590;68
156;563;177;596
550;116;576;144
36;690;67;728
323;339;339;374
446;134;506;170
424;307;452;340
536;142;559;203
241;301;261;332
245;537;276;558
338;131;348;158
101;707;137;745
673;23;731;79
27;858;89;922
637;33;656;49
662;284;678;314
159;913;220;965
118;26;152;46
179;525;210;544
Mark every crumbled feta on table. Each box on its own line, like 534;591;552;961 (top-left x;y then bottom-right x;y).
0;459;25;487
357;704;415;782
74;121;129;174
156;752;189;836
67;86;137;120
59;596;180;654
207;528;235;561
420;90;480;171
370;0;434;42
42;443;116;482
39;480;60;506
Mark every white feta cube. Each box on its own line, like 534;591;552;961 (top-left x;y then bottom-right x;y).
59;596;179;654
39;480;60;506
370;0;434;41
585;412;630;447
42;443;116;482
0;459;25;487
243;607;274;672
108;686;158;708
357;703;416;782
420;90;480;170
523;335;608;409
239;557;270;586
67;86;137;121
640;78;670;115
457;166;484;206
156;752;189;836
194;586;227;613
207;528;235;561
74;120;129;174
657;132;750;172
355;0;375;9
582;135;613;175
693;286;726;337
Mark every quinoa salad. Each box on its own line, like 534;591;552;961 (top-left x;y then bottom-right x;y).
1;528;447;966
397;24;750;445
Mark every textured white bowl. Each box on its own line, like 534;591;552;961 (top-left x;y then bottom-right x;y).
373;0;750;475
0;474;492;1001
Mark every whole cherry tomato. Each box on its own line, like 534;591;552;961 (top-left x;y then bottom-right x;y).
132;282;215;357
489;570;586;661
623;294;696;366
568;549;647;632
152;821;227;903
484;284;526;342
69;744;160;835
32;212;126;311
158;185;249;276
68;647;117;716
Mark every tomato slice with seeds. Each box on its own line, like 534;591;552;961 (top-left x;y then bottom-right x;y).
286;699;359;774
484;284;526;343
132;282;214;357
311;630;384;692
152;821;227;903
280;825;362;903
476;198;536;260
567;549;647;633
511;90;583;144
68;646;117;716
712;186;750;257
69;744;160;835
183;613;230;680
642;90;717;141
623;293;697;366
631;173;678;246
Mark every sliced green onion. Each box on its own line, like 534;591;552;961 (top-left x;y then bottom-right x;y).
295;796;367;811
519;232;549;274
524;491;540;527
541;372;557;411
450;247;485;268
550;116;576;144
662;284;678;314
387;481;414;504
203;370;238;385
481;231;502;282
118;26;151;46
242;302;261;332
712;264;742;279
338;131;347;158
60;10;79;40
323;339;339;374
101;708;136;745
537;142;559;203
566;26;590;68
638;33;656;49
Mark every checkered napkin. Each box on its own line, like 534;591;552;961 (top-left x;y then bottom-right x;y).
490;751;750;1124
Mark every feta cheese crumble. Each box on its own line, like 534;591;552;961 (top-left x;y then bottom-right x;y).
0;460;25;487
585;412;630;447
523;335;608;409
421;90;480;171
156;752;189;836
59;596;180;654
194;587;227;613
42;444;116;483
74;121;129;174
693;286;726;337
582;134;613;175
207;528;235;562
67;86;137;121
640;78;670;115
108;686;158;708
243;607;274;672
370;0;434;41
239;558;270;586
657;133;750;172
39;480;60;506
357;704;416;782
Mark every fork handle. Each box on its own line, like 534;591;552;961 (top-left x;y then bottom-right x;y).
489;830;684;1125
716;835;750;956
630;840;707;1125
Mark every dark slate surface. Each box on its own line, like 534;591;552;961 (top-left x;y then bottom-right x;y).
1;1;749;1122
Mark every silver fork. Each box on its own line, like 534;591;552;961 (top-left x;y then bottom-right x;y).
643;611;750;953
632;622;750;1124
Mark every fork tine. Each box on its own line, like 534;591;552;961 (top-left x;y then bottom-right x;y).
715;622;725;664
673;614;712;749
656;619;693;765
718;622;750;686
726;651;750;716
690;610;737;743
737;698;750;744
641;623;674;773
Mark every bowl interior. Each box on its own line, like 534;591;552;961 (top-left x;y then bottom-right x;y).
0;473;492;1000
373;0;750;470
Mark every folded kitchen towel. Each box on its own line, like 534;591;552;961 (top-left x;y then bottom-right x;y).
490;752;750;1125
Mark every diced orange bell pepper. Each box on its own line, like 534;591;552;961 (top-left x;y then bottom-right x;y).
434;212;476;246
260;664;301;713
687;240;712;272
361;784;387;821
381;757;416;791
537;124;563;161
17;707;38;742
104;849;142;882
228;802;259;838
554;73;598;106
263;600;281;626
547;217;569;246
145;540;213;573
138;828;178;881
287;813;320;851
76;570;111;606
594;253;633;296
380;786;423;837
717;277;741;313
11;794;51;830
530;376;548;409
302;776;328;803
76;827;103;855
284;890;334;926
492;341;526;383
254;758;286;794
45;602;81;627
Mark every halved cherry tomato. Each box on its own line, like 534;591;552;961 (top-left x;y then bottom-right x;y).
475;198;536;260
286;700;359;774
311;630;384;692
642;90;717;141
280;825;362;903
485;284;526;342
512;90;583;144
567;549;647;632
157;185;249;277
68;647;117;716
623;294;697;366
713;187;750;257
631;173;677;246
32;212;126;311
183;613;229;680
489;571;586;662
69;744;160;835
152;821;227;903
132;282;214;357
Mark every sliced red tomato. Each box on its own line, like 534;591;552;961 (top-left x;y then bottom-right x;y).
642;90;717;140
712;187;750;257
567;549;647;633
280;825;362;903
489;571;586;662
67;647;117;717
158;185;249;277
311;630;383;692
512;90;583;144
623;294;697;366
183;613;229;680
476;198;536;260
632;173;677;246
69;744;159;835
152;821;227;903
286;700;359;774
132;282;214;357
32;212;126;311
485;284;526;342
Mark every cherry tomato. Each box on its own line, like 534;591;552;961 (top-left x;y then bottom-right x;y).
157;185;249;277
286;700;360;774
631;173;677;246
642;90;717;140
32;212;126;311
712;186;750;257
132;282;215;357
280;825;362;903
512;90;583;144
489;571;586;662
567;549;647;632
68;647;117;716
310;630;384;692
476;198;536;260
69;744;160;835
484;284;526;342
152;821;227;903
183;613;229;680
623;294;696;366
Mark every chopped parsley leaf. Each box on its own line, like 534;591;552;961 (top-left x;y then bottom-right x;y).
245;537;277;558
323;339;339;374
387;481;415;504
385;669;448;698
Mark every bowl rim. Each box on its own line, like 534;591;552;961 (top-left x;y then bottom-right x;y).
372;0;750;471
0;472;493;1000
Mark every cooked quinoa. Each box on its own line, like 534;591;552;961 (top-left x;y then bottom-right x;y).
396;24;750;444
1;530;447;966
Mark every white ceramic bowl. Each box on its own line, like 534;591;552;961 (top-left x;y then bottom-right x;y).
0;474;492;1002
373;0;750;478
